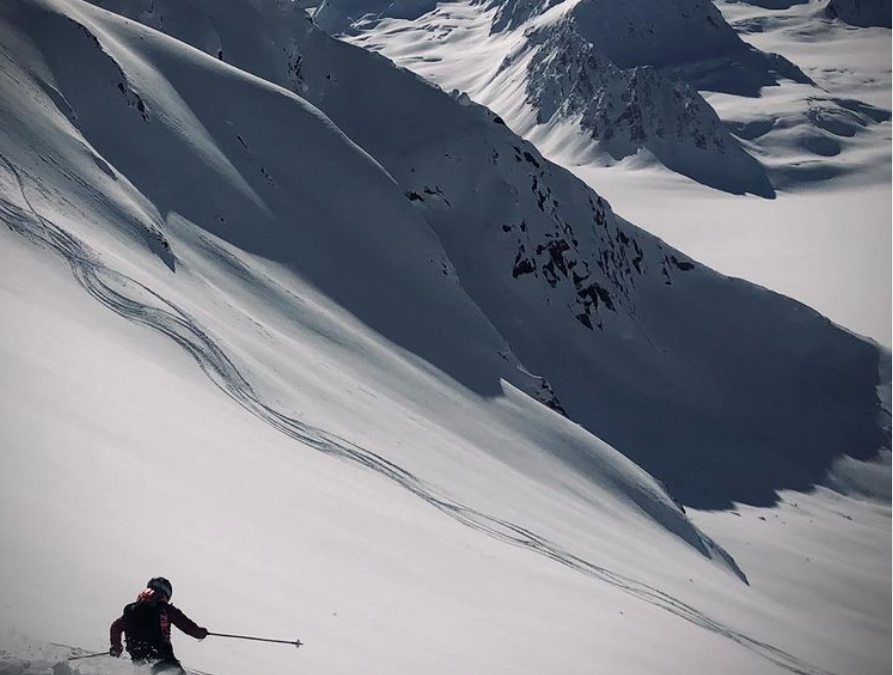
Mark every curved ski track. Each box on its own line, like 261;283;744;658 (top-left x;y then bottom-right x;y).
0;157;840;675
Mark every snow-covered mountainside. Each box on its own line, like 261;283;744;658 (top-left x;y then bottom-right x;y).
516;16;774;195
567;0;890;349
82;0;886;509
111;0;769;198
711;0;892;183
560;0;810;93
312;0;891;349
334;0;784;194
321;0;889;193
0;1;889;675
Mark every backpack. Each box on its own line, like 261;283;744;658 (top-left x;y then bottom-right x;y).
122;601;172;660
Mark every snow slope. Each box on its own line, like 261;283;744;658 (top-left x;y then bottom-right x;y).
77;0;887;510
328;0;889;191
711;0;891;188
0;1;889;675
325;0;891;346
572;0;891;347
338;0;781;195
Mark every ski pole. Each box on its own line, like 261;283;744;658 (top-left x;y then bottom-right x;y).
207;631;303;648
67;651;109;661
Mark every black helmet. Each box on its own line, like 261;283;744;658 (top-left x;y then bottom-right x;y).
147;577;173;600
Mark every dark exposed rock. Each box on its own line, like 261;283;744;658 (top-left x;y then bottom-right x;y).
512;247;537;277
523;151;541;168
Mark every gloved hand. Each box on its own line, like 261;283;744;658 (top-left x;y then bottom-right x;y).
109;645;123;658
196;627;209;640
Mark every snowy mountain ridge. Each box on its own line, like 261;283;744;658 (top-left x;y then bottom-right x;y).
518;15;775;195
330;0;889;193
322;0;805;185
560;0;810;90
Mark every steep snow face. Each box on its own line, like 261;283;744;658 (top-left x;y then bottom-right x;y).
566;0;811;95
81;0;887;511
12;0;525;401
566;0;740;67
0;0;739;593
825;0;892;27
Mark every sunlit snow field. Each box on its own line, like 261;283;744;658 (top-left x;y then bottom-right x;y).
570;168;891;347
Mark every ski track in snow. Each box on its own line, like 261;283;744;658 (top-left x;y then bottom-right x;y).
0;156;842;675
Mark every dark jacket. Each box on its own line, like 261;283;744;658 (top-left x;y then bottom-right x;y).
111;591;207;662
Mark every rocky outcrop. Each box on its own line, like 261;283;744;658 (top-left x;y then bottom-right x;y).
521;19;774;196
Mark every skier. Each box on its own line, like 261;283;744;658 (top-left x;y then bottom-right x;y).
109;576;208;674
